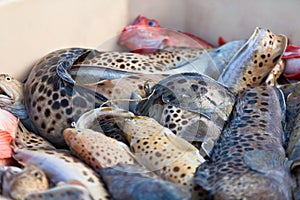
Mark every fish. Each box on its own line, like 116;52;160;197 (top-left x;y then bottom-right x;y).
24;43;245;147
0;74;26;119
0;108;18;162
97;163;191;200
135;72;235;157
11;145;110;200
14;121;55;150
281;44;300;80
218;27;287;94
284;82;300;199
0;166;22;195
24;184;92;200
76;107;206;199
63;127;136;169
194;86;294;199
119;15;214;52
2;164;49;200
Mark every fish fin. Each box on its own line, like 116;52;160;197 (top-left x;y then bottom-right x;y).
243;150;291;174
0;131;12;159
68;179;87;188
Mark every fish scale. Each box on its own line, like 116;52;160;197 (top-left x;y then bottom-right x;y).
195;86;293;200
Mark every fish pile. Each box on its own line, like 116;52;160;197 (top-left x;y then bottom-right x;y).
1;14;300;200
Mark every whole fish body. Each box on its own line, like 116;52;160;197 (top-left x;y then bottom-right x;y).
97;163;191;200
219;27;287;94
119;15;214;52
195;86;293;200
11;146;110;200
284;82;300;199
75;107;206;199
135;72;235;157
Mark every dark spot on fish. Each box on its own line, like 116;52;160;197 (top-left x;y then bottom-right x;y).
173;166;180;172
52;93;59;100
241;116;251;121
38;85;45;93
61;99;69;107
260;108;268;112
177;79;187;84
155;152;162;157
254;60;257;64
261;102;269;106
60;90;66;97
190;84;198;92
52;101;60;110
242;77;246;81
258;62;263;67
261;54;266;59
55;113;62;119
244;109;253;113
252;77;257;82
169;123;176;129
248;99;257;104
65;85;74;96
47;90;52;97
261;92;269;96
200;87;208;94
44;109;50;117
31;82;38;95
198;80;207;86
247;92;257;97
37;96;46;102
66;108;72;115
41;75;48;82
165;115;171;123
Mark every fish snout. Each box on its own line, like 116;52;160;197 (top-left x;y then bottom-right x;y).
62;128;78;144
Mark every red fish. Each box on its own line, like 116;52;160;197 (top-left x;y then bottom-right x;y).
119;15;214;53
0;109;18;163
282;45;300;80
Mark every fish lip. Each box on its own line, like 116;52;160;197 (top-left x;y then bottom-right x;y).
0;86;12;100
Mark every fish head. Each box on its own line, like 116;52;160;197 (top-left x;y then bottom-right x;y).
131;15;161;27
242;28;287;88
7;164;48;200
0;74;23;104
63;128;82;151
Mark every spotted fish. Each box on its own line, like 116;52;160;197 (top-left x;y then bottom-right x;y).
284;82;300;199
0;74;26;119
2;164;48;200
24;44;244;147
24;184;92;200
219;27;287;94
14;121;55;150
135;72;235;156
76;107;205;199
63;127;136;169
11;145;110;200
194;86;293;199
97;163;191;200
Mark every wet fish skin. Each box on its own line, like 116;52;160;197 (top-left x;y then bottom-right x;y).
284;82;300;199
76;107;206;199
63;127;136;169
219;27;287;94
135;72;235;156
195;86;293;200
11;146;110;200
24;184;92;200
97;163;191;200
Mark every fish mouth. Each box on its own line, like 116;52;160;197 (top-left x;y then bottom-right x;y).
0;85;12;100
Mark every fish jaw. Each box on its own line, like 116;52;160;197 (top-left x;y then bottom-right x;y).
0;74;23;104
219;27;287;93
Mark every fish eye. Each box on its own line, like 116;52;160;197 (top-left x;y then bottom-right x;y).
32;171;41;178
5;76;11;82
71;121;76;128
148;21;156;27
